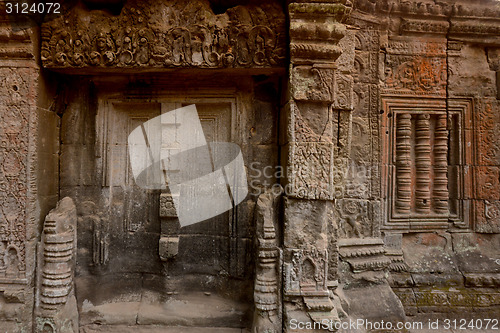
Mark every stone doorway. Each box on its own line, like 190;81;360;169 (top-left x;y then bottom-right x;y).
58;74;282;330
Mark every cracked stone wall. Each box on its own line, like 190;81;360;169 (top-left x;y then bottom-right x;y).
346;0;500;319
0;0;499;331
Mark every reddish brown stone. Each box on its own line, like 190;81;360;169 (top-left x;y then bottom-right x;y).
476;166;500;200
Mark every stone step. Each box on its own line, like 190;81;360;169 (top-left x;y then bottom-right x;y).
81;325;246;333
80;292;251;328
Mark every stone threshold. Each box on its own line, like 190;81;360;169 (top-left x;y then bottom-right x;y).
80;325;247;333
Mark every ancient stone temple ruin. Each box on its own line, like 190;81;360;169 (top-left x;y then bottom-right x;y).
0;0;499;331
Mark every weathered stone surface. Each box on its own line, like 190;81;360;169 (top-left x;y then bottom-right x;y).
35;197;78;332
1;0;500;330
343;284;406;322
41;0;286;70
252;188;282;333
0;11;45;330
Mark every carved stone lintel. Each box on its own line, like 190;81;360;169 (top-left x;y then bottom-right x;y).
41;0;286;70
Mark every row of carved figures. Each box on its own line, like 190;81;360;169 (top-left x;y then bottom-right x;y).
41;25;286;68
355;0;500;18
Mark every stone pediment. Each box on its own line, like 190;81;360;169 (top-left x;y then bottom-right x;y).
41;0;286;71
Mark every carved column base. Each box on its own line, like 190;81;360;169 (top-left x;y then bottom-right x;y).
36;293;79;333
282;198;342;331
284;301;340;332
252;189;282;333
35;198;79;333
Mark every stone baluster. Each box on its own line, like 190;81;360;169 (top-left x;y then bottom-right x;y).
395;113;412;215
433;114;449;214
415;114;431;214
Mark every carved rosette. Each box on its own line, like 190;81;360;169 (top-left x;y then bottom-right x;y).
41;0;286;69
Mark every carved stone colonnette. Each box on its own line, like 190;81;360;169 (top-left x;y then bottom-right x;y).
35;198;78;333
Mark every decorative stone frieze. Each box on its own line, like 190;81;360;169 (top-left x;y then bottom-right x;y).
41;0;286;70
338;238;391;274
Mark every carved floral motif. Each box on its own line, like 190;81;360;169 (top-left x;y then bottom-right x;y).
0;68;37;282
383;56;446;95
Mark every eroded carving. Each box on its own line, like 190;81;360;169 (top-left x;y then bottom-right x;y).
284;247;329;296
41;0;286;69
383;56;446;95
252;188;282;333
78;201;109;267
336;199;369;238
292;65;335;102
159;193;179;261
0;67;39;283
36;197;78;333
338;238;391;273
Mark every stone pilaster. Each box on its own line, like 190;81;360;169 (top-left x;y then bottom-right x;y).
282;0;353;330
0;5;58;331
